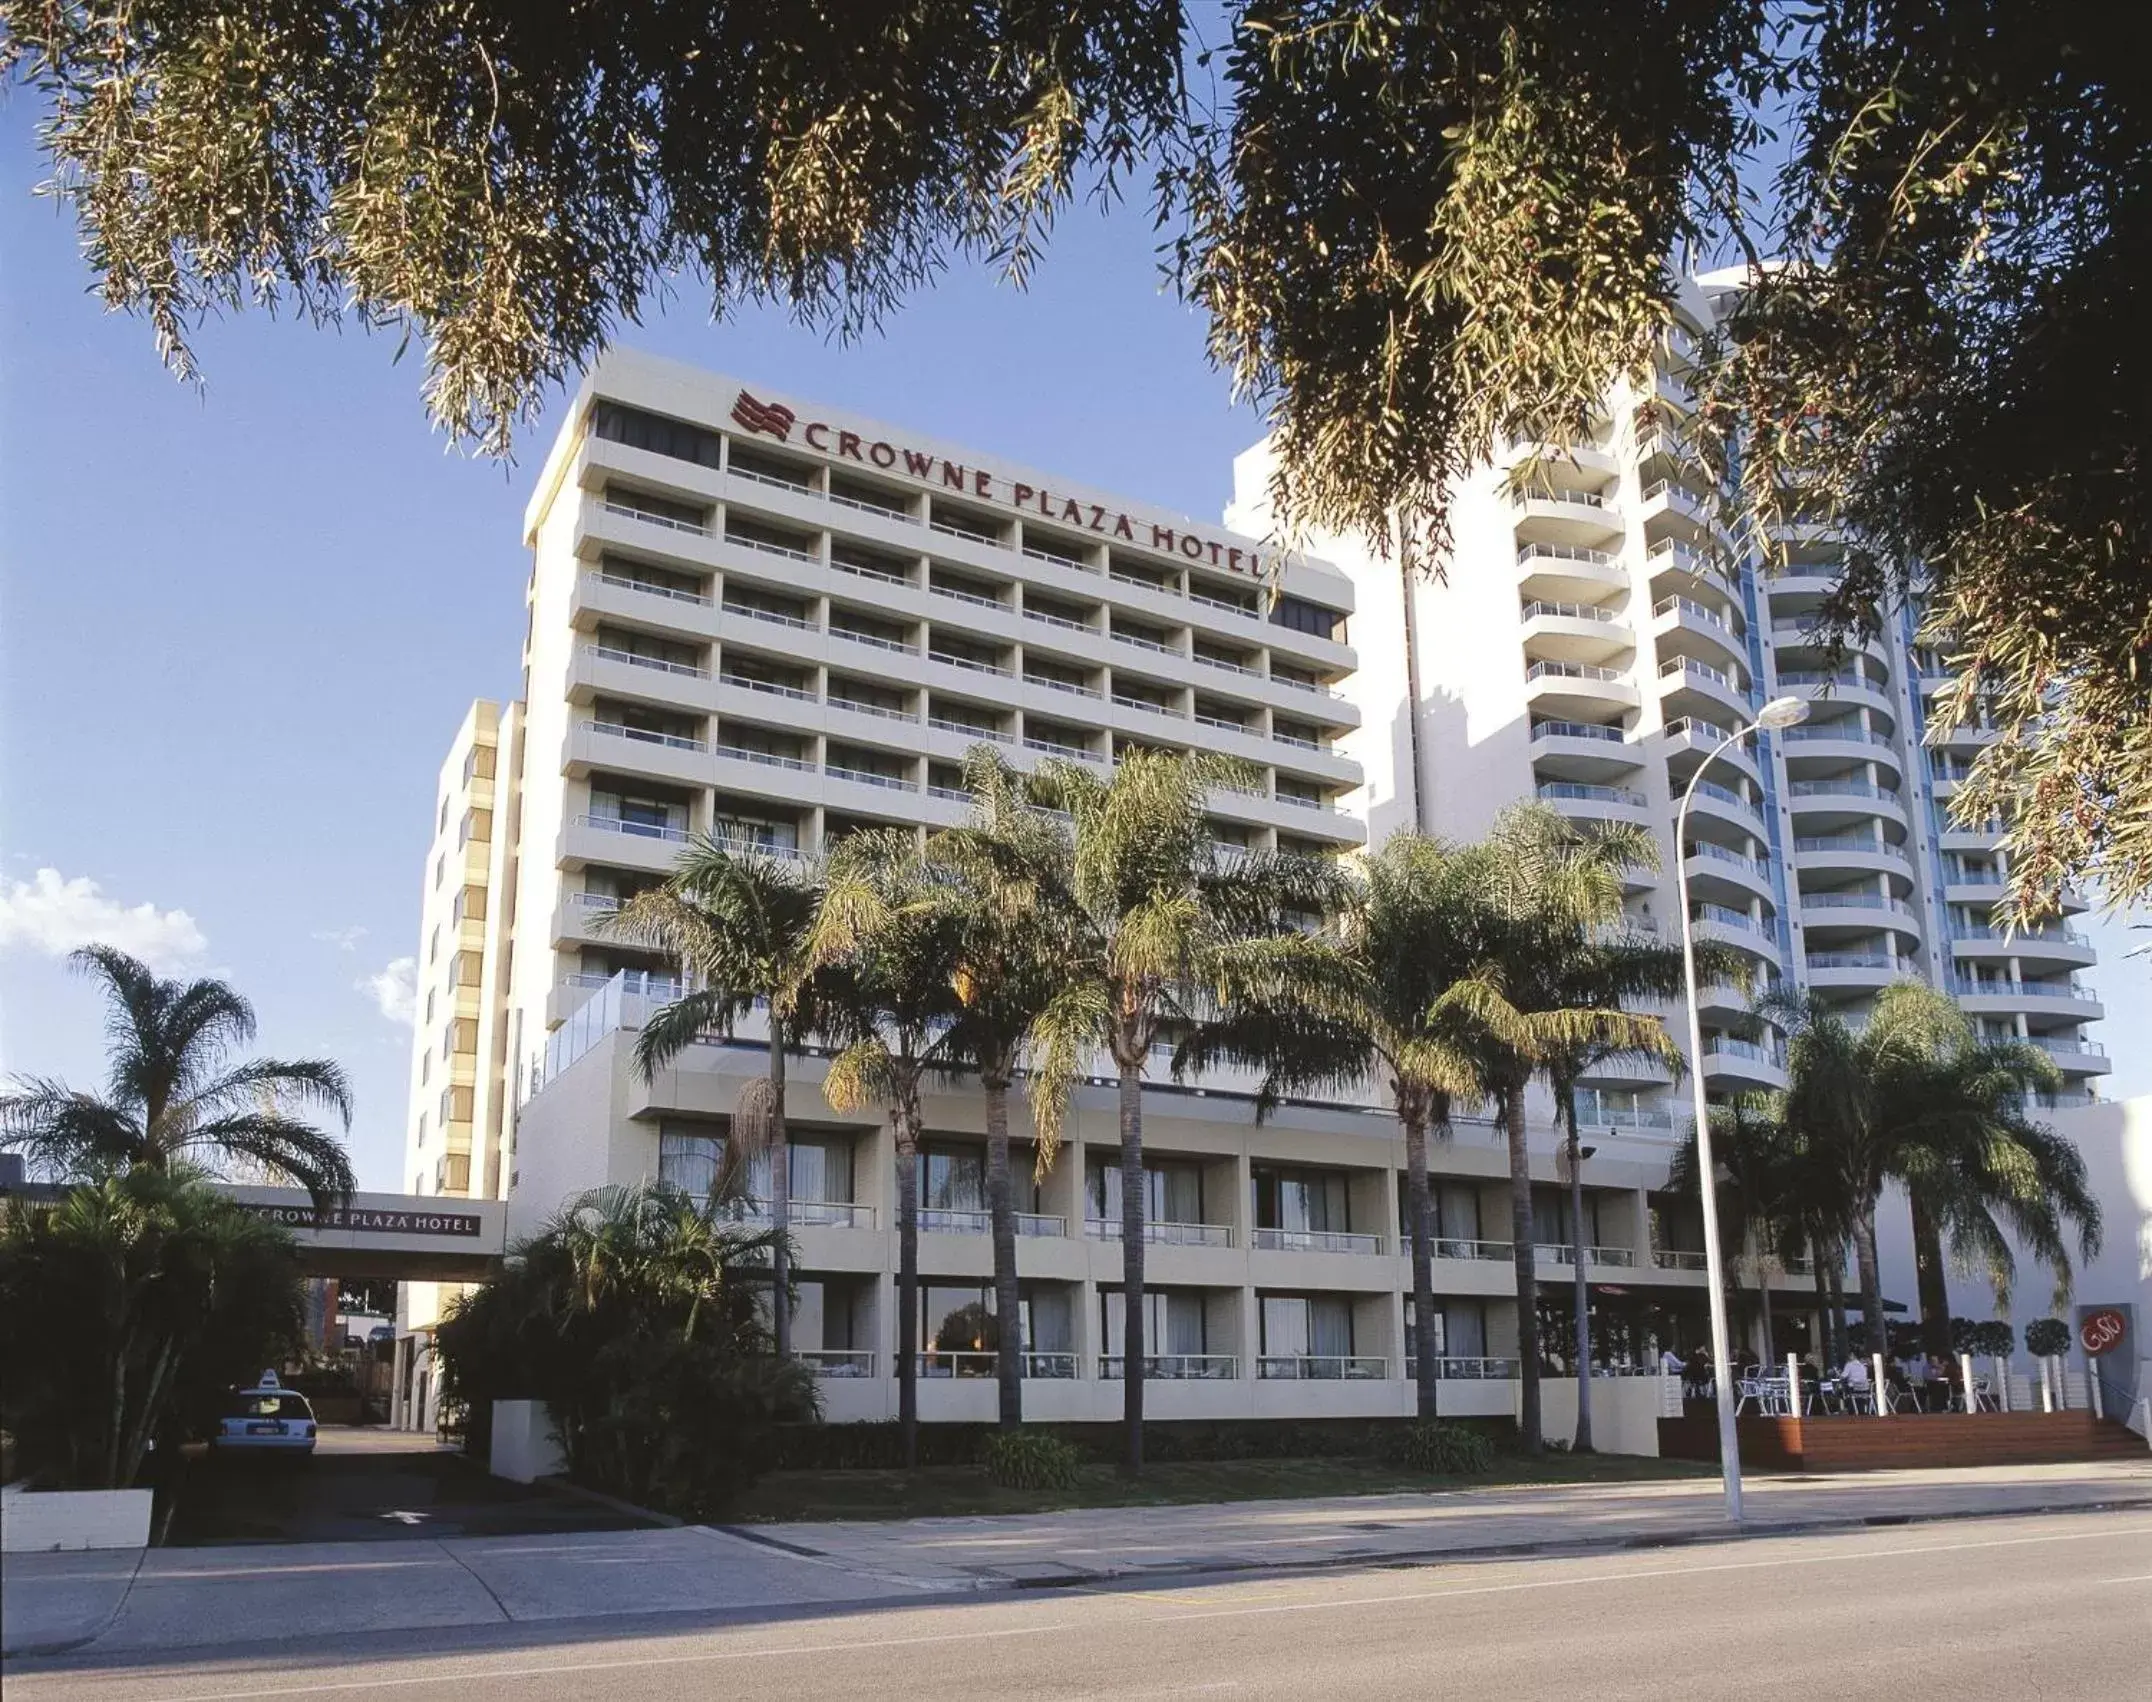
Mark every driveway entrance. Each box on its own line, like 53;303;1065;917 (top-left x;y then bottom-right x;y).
166;1426;660;1546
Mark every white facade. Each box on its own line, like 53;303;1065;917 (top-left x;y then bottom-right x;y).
402;349;1836;1433
1253;273;2110;1131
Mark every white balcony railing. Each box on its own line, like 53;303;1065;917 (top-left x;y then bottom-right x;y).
1098;1354;1239;1381
1085;1218;1234;1247
1257;1355;1389;1380
1252;1227;1384;1255
797;1349;876;1378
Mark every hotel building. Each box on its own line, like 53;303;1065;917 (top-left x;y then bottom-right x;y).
395;320;2103;1432
1239;270;2110;1126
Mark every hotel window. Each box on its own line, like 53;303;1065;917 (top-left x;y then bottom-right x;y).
1086;1157;1204;1226
920;1285;1071;1364
458;807;492;848
1097;1288;1208;1358
1251;1165;1351;1234
1269;595;1346;643
428;925;440;965
439;1085;473;1125
420;1051;430;1086
433;852;445;890
452;950;483;987
424;988;436;1025
462;744;495;784
1259;1294;1354;1360
438;793;450;834
591;400;724;469
450;884;487;924
658;1126;853;1210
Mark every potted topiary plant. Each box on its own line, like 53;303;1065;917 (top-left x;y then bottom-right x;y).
1970;1320;2016;1411
2025;1318;2071;1412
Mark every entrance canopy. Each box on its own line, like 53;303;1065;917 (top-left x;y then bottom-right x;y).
219;1186;508;1281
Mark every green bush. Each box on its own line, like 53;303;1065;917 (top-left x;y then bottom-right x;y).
1969;1319;2016;1358
981;1430;1083;1491
2025;1318;2070;1358
1383;1419;1495;1477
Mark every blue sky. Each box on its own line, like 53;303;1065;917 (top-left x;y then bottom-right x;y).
3;117;2145;1190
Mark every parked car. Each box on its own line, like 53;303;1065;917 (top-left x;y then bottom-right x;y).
211;1376;317;1455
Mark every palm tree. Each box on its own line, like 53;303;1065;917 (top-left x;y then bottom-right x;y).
1886;1031;2099;1358
930;748;1080;1428
1769;977;2099;1358
1;946;355;1207
604;840;828;1361
1532;932;1704;1450
1669;1094;1813;1368
1462;803;1670;1454
807;829;968;1467
1019;747;1338;1476
1183;832;1491;1420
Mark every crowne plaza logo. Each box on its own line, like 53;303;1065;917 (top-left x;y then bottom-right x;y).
730;390;796;442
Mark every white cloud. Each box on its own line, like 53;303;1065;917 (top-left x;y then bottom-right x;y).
359;957;418;1026
0;868;207;972
312;925;368;953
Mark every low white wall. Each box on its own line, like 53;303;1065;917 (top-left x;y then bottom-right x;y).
1534;1376;1663;1457
490;1400;566;1483
0;1485;153;1553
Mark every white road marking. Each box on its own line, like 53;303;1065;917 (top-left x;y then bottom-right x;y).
19;1519;2152;1701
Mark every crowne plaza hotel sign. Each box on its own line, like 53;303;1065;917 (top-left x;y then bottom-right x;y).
236;1202;485;1239
730;389;1272;581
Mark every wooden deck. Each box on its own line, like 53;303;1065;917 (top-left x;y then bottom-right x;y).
1658;1408;2147;1472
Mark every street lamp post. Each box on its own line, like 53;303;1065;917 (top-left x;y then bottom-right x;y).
1674;692;1808;1524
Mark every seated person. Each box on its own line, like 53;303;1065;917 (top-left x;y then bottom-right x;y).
1841;1352;1872;1390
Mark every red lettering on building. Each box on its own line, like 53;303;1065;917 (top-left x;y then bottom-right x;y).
974;469;992;498
869;440;897;469
804;421;830;450
1227;547;1243;574
942;462;968;490
903;448;935;478
729;390;796;442
837;430;863;461
1179;533;1204;561
1087;503;1107;533
1151;524;1177;554
1206;540;1223;565
1060;497;1084;524
1013;483;1034;509
1114;514;1134;541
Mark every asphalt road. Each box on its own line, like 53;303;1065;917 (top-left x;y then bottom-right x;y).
9;1509;2149;1702
165;1429;657;1545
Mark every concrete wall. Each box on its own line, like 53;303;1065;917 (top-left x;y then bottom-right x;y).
1536;1376;1664;1457
490;1401;567;1484
0;1486;152;1553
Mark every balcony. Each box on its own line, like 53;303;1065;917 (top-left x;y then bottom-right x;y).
1535;1244;1640;1268
1804;951;1902;990
914;1351;1078;1380
1517;542;1628;597
1521;599;1632;666
1085;1218;1234;1248
918;1208;1067;1236
1257;1356;1390;1381
1430;1237;1515;1261
1644;538;1728;591
1658;655;1752;721
1536;781;1651;821
1686;777;1766;831
581;642;710;682
1524;659;1641;716
1510;486;1624;545
797;1350;877;1378
1251;1227;1385;1256
1098;1354;1238;1381
1652;594;1746;665
603;496;711;537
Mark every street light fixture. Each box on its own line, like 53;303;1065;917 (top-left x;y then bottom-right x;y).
1674;691;1807;1523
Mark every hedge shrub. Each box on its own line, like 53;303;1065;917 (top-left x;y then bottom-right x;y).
1382;1419;1495;1476
2025;1318;2070;1358
981;1430;1084;1490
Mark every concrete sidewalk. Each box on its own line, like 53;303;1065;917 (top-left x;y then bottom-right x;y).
7;1459;2148;1660
746;1459;2152;1588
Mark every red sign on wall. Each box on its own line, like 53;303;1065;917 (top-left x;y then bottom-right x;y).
2079;1308;2127;1357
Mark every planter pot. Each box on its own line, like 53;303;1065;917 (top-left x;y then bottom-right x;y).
0;1485;153;1553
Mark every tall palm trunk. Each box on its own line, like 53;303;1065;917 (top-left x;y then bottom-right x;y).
1402;1096;1439;1420
1118;1053;1146;1477
767;1043;791;1362
1852;1199;1887;1356
1822;1241;1849;1365
1907;1191;1954;1360
1503;1082;1542;1453
1561;1085;1593;1452
894;1108;920;1467
985;1072;1023;1429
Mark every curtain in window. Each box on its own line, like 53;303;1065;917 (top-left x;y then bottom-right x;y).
1309;1297;1354;1359
658;1130;720;1200
924;1148;985;1212
1162;1292;1206;1356
1026;1289;1073;1353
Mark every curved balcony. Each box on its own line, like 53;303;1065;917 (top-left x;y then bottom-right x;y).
1803;950;1905;993
1658;655;1753;724
1768;615;1889;668
1951;975;2103;1022
1645;538;1731;596
1529;718;1645;783
1683;841;1775;906
1784;777;1909;835
1506;438;1621;480
1776;667;1896;720
1949;924;2098;971
1780;722;1904;780
1662;715;1762;788
1517;542;1629;600
1792;833;1913;881
1510;486;1625;546
1689;903;1782;969
1800;892;1923;949
1521;599;1634;666
1524;659;1641;717
1700;1036;1788;1092
1639;478;1722;547
1651;594;1748;670
2023;1036;2112;1078
1536;780;1653;827
1685;776;1768;834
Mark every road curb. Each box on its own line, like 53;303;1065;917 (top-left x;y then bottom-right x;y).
0;1546;148;1661
963;1492;2152;1592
